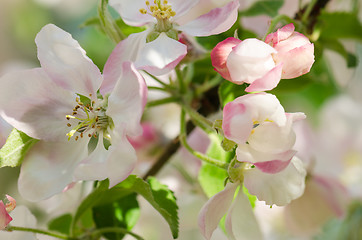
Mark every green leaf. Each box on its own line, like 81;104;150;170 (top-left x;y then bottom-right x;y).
198;134;234;197
0;129;38;168
242;185;257;208
93;193;140;240
319;38;358;68
72;176;179;239
318;11;362;40
116;176;179;239
115;18;147;36
218;81;247;108
48;214;72;235
240;0;284;17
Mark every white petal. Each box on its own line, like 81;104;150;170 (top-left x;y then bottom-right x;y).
169;0;200;20
36;24;102;97
226;39;276;84
18;140;88;201
225;191;263;240
107;134;137;187
109;0;155;26
244;157;307;206
101;31;148;95
198;183;238;240
0;68;77;142
135;33;187;76
176;0;239;36
73;136;108;181
107;62;147;137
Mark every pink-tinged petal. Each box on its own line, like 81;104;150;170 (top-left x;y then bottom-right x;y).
135;33;187;76
244;157;307;206
109;0;155;26
107;134;137;187
225;191;263;240
211;37;241;80
278;43;315;79
285;175;349;235
18;140;88;201
0;68;77;142
222;101;253;145
101;31;148;95
265;23;295;45
107;62;147;137
245;63;283;92
198;183;238;240
0;206;37;240
0;201;12;230
36;24;102;97
5;195;16;213
236;144;296;173
176;0;239;36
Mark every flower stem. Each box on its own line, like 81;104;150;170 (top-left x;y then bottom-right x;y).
146;96;180;108
301;0;318;23
180;109;228;169
84;227;144;240
7;226;75;240
98;0;126;43
181;103;214;133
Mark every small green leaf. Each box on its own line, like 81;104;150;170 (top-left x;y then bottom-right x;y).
48;214;72;235
242;185;257;208
318;11;362;40
93;193;140;240
320;38;358;68
240;0;284;17
199;134;234;197
0;128;38;168
218;81;246;108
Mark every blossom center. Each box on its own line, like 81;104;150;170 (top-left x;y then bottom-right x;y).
140;0;176;33
66;94;111;141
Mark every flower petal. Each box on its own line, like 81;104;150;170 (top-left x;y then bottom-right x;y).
36;24;102;97
225;191;263;240
107;62;147;137
0;68;77;142
265;23;294;45
226;38;277;84
169;0;201;20
244;157;307;206
18;140;88;201
198;183;238;240
0;201;12;230
73;136;109;182
236;144;296;173
107;133;137;187
109;0;155;26
211;37;241;80
245;63;283;92
176;0;239;36
135;33;187;76
284;175;349;235
101;31;148;95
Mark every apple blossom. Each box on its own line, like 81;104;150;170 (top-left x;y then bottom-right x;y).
211;37;283;92
284;175;349;236
265;23;315;79
198;156;306;240
211;23;315;91
222;93;305;174
104;0;239;78
0;24;147;201
0;195;16;230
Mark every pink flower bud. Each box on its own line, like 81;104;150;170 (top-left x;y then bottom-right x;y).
265;23;315;79
0;195;16;230
211;37;283;92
